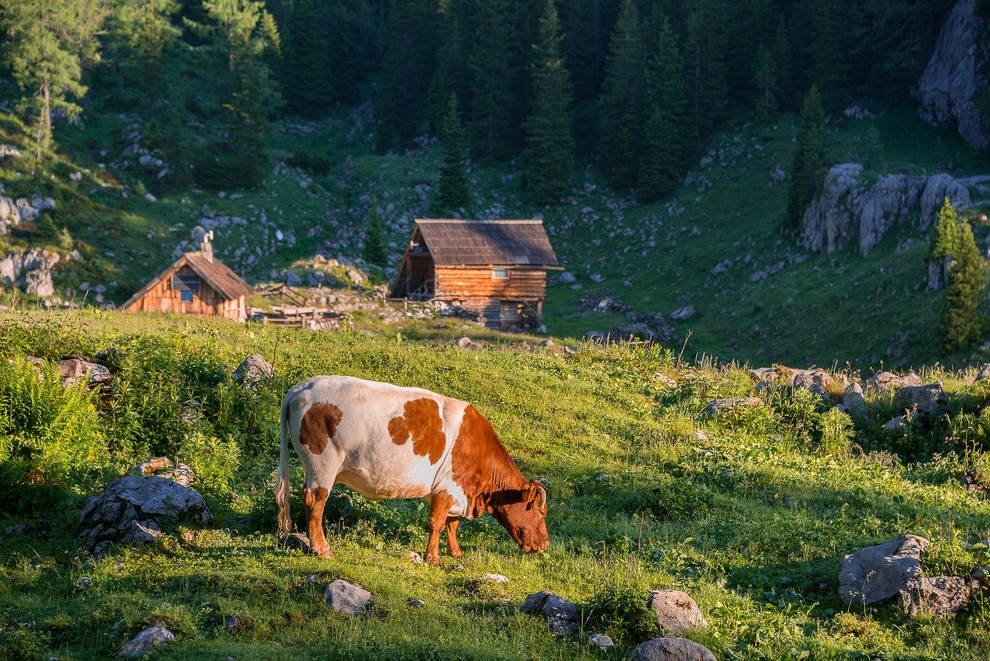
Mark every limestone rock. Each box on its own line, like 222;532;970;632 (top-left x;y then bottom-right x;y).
900;576;970;618
324;579;373;615
587;633;615;651
865;371;923;393
884;415;910;433
118;625;175;657
977;364;990;382
57;358;111;388
79;475;214;555
480;573;509;584
647;590;708;635
701;397;762;418
127;457;194;487
917;0;990;151
839;535;929;606
232;354;274;385
280;532;311;554
0;247;61;298
630;637;718;661
892;382;948;418
519;591;580;636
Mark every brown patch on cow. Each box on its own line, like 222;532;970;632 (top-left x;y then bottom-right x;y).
387;398;445;464
299;402;343;455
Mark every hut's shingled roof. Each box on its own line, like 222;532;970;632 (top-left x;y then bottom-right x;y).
414;219;559;267
122;251;253;310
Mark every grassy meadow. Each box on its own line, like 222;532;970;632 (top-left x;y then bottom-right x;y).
1;309;990;659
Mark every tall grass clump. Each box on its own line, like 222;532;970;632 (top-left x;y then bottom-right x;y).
0;357;110;509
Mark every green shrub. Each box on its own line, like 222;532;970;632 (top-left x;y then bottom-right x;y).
286;150;332;176
0;358;110;508
176;431;241;494
585;584;661;646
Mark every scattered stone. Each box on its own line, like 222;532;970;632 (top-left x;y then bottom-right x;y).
900;576;970;618
456;336;480;350
76;576;92;588
78;476;214;556
118;625;175;657
480;573;509;584
884;415;910;433
670;306;695;321
281;533;311;554
701;397;762;418
232;354;274;386
519;591;580;636
647;590;708;635
842;383;868;418
839;535;929;606
892;382;948;418
977;364;990;382
225;616;238;630
407;599;426;608
408;550;424;564
691;430;708;442
630;637;718;661
127;457;194;487
865;371;923;393
0;144;21;159
590;273;604;283
324;579;373;615
4;523;28;535
587;633;615;651
559;272;576;284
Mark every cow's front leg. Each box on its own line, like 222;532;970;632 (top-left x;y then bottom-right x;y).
303;485;333;558
445;518;463;558
427;491;455;565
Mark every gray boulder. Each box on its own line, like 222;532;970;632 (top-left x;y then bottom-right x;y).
79;475;214;556
917;0;990;151
647;590;708;635
118;625;175;657
701;397;762;418
587;633;615;651
324;579;373;615
900;576;970;618
865;371;923;393
519;591;580;636
0;247;60;298
892;382;948;418
57;358;111;388
630;637;718;661
127;457;194;487
977;364;990;382
926;255;953;291
232;354;274;385
839;535;929;606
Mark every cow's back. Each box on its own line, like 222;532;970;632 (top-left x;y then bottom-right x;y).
283;376;469;501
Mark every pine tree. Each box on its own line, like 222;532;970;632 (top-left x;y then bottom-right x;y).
938;215;986;354
467;0;514;160
787;85;826;228
374;0;433;152
364;198;388;266
426;0;469;136
752;46;778;122
1;0;106;168
435;93;471;214
196;0;282;187
107;0;181;100
796;0;848;108
929;197;962;263
771;16;794;110
523;0;575;205
683;0;728;144
282;0;334;117
597;0;644;190
637;14;687;203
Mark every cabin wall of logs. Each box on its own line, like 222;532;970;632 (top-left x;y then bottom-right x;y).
433;267;546;301
125;265;244;320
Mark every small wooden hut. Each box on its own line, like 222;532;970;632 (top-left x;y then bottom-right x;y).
122;235;253;321
390;219;560;329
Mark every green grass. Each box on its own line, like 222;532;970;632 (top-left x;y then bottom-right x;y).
1;310;990;659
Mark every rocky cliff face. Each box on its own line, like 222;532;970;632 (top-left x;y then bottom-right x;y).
917;0;990;151
800;163;990;255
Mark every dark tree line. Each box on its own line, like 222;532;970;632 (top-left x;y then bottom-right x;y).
1;0;958;198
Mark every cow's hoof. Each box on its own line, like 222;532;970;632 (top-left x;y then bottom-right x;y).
427;556;441;566
312;546;334;559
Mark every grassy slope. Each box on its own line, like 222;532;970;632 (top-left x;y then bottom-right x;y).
1;310;989;659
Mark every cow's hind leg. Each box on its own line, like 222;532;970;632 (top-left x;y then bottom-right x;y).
303;484;333;559
427;491;455;565
445;518;463;558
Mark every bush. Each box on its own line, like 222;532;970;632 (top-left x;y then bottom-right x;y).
286;150;332;176
176;431;241;494
0;358;110;508
585;584;661;646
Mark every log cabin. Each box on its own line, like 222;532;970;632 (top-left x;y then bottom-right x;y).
122;235;253;322
390;219;561;329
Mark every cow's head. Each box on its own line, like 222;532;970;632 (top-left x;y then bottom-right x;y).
488;480;549;553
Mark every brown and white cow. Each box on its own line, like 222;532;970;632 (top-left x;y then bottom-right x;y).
276;375;549;564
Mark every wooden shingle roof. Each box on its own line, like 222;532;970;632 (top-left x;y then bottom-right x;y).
414;219;559;267
122;251;253;310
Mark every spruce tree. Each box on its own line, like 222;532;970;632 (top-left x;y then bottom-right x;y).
938;216;986;354
435;93;471;214
683;0;728;144
929;197;962;264
523;0;575;205
772;16;794;110
468;0;514;160
108;0;181;100
364;198;388;267
1;0;106;168
753;46;778;122
282;0;333;117
787;85;826;228
637;15;687;204
374;0;433;152
597;0;644;190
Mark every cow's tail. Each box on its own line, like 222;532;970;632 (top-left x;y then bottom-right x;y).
276;394;292;537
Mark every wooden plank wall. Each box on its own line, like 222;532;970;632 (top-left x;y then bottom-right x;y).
434;267;546;301
127;265;245;320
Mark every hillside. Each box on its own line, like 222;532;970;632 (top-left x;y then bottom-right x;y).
1;310;990;659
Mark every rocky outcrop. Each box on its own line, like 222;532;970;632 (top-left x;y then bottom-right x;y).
917;0;990;151
900;576;970;618
839;535;929;606
800;164;988;255
520;591;580;636
0;194;55;235
0;247;60;297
